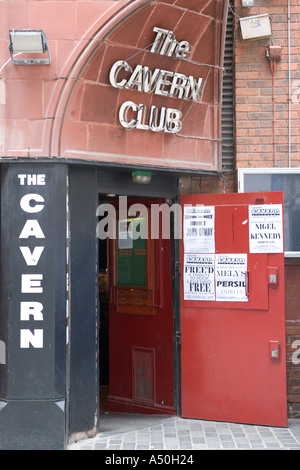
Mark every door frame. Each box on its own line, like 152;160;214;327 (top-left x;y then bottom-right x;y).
100;195;179;415
67;165;180;439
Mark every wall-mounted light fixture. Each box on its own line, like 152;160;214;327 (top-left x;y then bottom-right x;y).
242;0;254;7
132;170;152;184
9;29;51;65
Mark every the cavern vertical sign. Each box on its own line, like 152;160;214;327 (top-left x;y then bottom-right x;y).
2;164;66;399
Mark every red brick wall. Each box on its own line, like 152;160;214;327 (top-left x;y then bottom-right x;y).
285;260;300;417
179;172;236;195
234;0;299;169
234;0;300;417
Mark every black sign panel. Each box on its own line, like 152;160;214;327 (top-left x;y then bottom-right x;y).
0;163;67;400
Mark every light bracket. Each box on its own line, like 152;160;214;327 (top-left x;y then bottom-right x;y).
9;29;51;65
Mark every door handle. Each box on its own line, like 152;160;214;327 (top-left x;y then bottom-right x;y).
245;270;250;297
268;267;279;287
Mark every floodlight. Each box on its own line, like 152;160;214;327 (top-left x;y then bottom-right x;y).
9;29;51;65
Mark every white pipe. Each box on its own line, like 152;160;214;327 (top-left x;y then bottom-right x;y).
0;53;23;76
288;0;291;167
0;57;12;76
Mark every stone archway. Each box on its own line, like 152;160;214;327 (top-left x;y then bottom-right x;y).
49;0;151;157
53;0;228;172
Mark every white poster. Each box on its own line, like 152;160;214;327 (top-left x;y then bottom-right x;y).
249;204;283;253
215;254;248;302
118;219;133;249
184;254;215;301
183;206;215;253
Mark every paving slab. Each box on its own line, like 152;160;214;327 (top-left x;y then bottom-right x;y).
68;414;300;451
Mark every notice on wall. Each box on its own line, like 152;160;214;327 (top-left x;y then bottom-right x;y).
249;204;283;253
184;254;215;301
215;254;248;302
118;219;133;249
183;206;215;253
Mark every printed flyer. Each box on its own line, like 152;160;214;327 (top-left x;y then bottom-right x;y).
183;206;215;253
249;204;283;253
184;254;215;301
215;254;248;302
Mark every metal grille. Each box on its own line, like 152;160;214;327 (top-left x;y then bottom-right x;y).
222;5;235;171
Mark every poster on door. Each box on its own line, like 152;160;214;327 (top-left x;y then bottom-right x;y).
249;204;283;253
183;206;215;253
215;254;248;302
184;254;215;301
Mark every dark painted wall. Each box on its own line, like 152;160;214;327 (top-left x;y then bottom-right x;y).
0;163;67;450
68;167;99;435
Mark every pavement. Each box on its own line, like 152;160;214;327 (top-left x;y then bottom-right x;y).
68;413;300;451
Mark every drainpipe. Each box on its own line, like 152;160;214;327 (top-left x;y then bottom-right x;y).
266;45;282;167
288;0;291;167
271;59;277;167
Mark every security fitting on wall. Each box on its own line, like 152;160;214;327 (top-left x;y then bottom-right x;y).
9;29;51;65
242;0;254;7
240;14;272;41
266;45;282;62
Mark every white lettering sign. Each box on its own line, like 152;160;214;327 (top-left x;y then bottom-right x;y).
20;194;45;213
20;302;44;321
292;340;300;365
19;246;44;266
18;174;45;186
151;27;193;59
119;100;182;133
19;220;45;239
18;174;46;349
110;61;203;102
109;27;204;134
20;329;43;349
21;274;43;294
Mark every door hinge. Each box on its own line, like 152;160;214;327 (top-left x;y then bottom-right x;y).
175;261;181;275
176;331;181;345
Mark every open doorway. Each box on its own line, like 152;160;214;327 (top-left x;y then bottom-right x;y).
98;195;176;417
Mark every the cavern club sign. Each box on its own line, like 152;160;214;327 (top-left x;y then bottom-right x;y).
109;27;205;134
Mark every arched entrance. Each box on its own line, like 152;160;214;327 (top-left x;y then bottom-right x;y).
62;0;228;442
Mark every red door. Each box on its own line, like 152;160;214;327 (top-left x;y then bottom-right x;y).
180;192;287;427
107;199;175;415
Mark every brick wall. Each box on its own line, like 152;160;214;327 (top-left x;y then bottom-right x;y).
285;260;300;418
234;0;300;417
179;172;236;195
234;0;300;169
